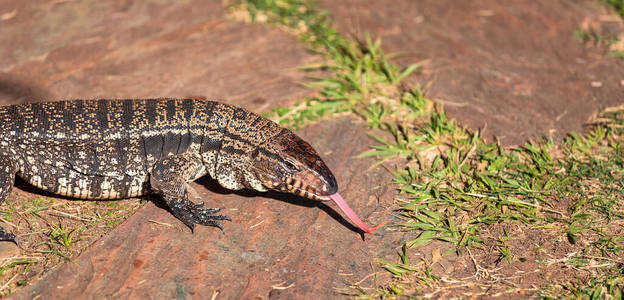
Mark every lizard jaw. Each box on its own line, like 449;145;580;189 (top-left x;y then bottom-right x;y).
277;181;388;235
276;177;331;201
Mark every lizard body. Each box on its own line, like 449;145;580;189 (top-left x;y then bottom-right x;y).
0;98;338;240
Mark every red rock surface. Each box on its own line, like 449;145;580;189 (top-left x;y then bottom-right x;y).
0;0;316;111
319;0;624;145
2;0;624;298
1;1;402;298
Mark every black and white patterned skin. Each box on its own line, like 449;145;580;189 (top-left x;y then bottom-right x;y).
0;98;337;241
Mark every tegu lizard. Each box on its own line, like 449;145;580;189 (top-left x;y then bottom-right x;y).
0;98;384;242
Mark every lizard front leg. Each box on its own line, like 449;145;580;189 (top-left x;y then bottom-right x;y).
150;152;230;232
0;154;18;242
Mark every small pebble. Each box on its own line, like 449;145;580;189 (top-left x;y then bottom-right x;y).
591;81;602;87
0;9;17;21
477;9;494;17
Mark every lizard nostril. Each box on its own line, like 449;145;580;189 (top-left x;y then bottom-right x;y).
326;174;338;195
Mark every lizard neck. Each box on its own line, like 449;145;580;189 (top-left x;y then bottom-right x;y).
199;101;282;192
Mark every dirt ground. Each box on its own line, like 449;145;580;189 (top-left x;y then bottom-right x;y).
0;0;622;299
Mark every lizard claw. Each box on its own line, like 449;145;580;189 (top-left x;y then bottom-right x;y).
169;201;230;232
193;207;231;227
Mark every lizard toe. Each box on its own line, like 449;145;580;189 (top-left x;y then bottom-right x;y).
168;201;198;231
194;216;229;228
193;209;231;223
169;200;230;232
203;220;224;230
195;206;222;214
180;212;198;232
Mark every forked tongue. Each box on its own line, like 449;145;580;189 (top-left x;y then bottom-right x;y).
328;193;389;235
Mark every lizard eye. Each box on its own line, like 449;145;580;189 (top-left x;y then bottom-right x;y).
284;160;299;172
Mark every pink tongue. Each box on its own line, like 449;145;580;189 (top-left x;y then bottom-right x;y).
328;193;389;235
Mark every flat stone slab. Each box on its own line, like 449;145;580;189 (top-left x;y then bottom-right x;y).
320;0;624;145
14;117;403;299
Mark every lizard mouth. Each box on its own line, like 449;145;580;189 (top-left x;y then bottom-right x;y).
269;176;389;235
276;177;330;201
276;177;389;235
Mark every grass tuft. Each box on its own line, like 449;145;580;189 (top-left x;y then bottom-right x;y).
230;0;423;129
605;0;624;18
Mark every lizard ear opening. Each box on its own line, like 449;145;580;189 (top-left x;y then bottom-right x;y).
250;148;260;159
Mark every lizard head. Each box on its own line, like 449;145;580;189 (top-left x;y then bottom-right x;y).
250;129;337;201
249;128;388;235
